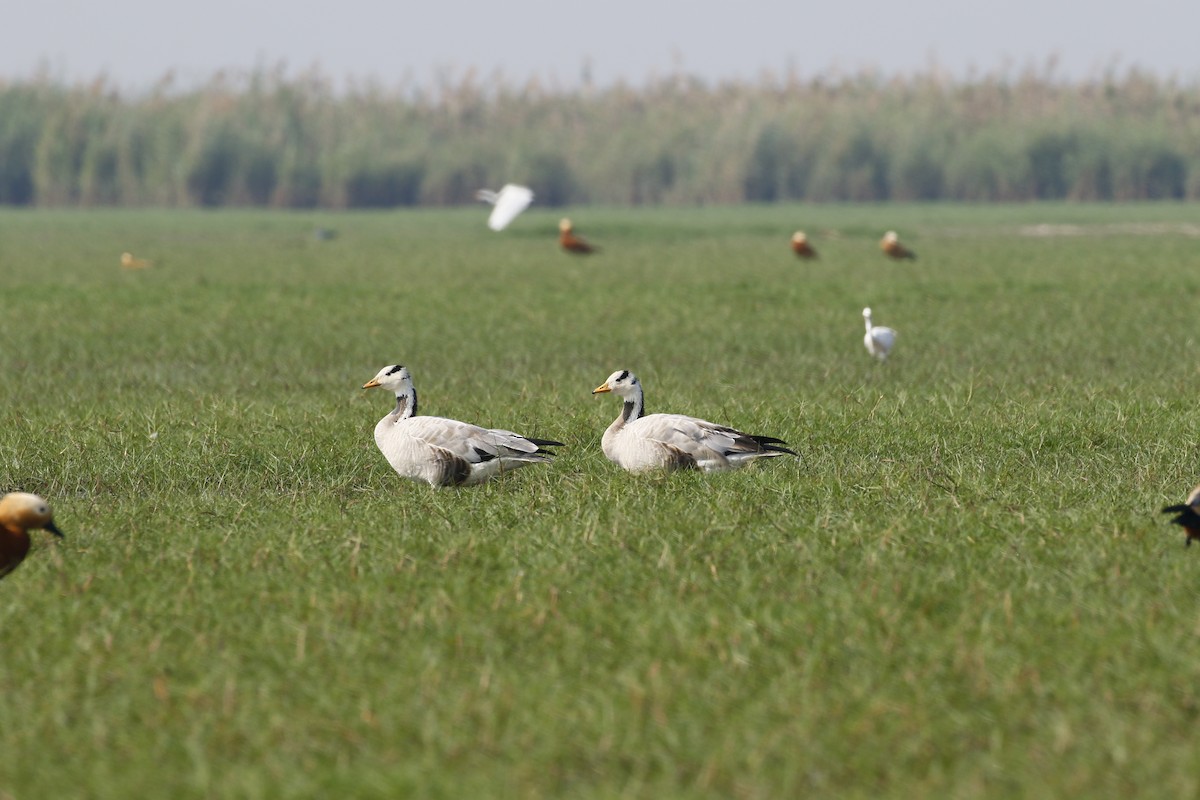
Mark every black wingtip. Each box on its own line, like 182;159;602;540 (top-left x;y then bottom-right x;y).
750;435;791;446
750;435;798;457
528;438;565;449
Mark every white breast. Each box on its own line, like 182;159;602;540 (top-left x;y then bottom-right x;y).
865;327;897;359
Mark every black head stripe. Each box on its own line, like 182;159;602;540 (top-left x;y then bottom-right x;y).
617;370;630;382
385;365;405;376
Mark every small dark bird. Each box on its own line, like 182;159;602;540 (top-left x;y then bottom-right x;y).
1162;485;1200;546
0;492;64;579
880;231;916;260
559;218;596;254
791;231;818;259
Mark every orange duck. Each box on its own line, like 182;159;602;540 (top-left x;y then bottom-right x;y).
121;252;152;270
880;231;916;260
1162;485;1200;547
0;493;63;579
558;218;597;254
791;231;818;259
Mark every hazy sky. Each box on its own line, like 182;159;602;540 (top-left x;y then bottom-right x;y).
6;0;1200;91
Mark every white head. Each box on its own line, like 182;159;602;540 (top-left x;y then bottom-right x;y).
559;218;573;232
592;369;640;398
475;188;498;204
791;231;807;243
882;231;898;243
364;365;418;417
0;492;63;537
863;307;873;321
363;364;413;393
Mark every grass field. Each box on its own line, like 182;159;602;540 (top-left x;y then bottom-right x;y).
3;202;1200;797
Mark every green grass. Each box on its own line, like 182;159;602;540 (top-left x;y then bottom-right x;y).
3;203;1200;798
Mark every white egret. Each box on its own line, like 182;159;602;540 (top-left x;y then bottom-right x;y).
476;184;534;231
862;307;897;361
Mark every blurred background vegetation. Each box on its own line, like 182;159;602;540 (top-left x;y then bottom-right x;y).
3;65;1199;208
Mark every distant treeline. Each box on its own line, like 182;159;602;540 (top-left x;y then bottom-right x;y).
2;66;1199;207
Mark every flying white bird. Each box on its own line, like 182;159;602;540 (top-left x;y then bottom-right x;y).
476;184;534;231
591;370;797;473
862;307;897;361
363;365;562;487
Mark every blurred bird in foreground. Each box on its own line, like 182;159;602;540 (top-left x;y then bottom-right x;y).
120;252;152;270
880;231;916;260
559;218;597;254
1162;485;1200;547
476;184;534;231
791;231;818;259
0;492;63;579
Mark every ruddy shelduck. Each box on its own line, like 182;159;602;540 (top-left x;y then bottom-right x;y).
0;492;64;579
1162;485;1200;547
120;252;152;270
880;231;916;260
791;231;818;259
558;218;596;254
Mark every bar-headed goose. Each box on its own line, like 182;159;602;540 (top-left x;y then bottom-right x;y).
591;370;797;473
363;365;563;487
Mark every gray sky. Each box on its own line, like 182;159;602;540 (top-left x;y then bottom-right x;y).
6;0;1200;91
